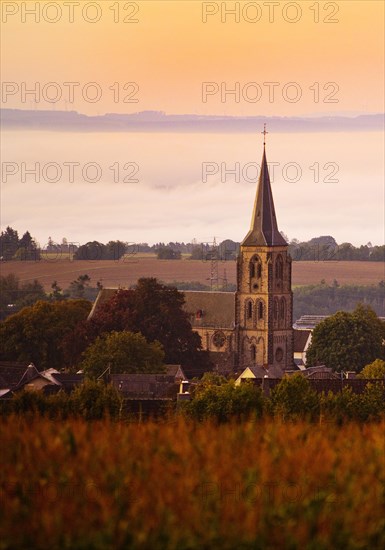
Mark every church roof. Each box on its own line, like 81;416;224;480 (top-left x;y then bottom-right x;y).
88;288;236;330
242;146;287;247
182;291;236;328
88;288;118;319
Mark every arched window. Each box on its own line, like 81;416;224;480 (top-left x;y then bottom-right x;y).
250;255;262;279
275;347;283;363
275;255;283;281
279;297;285;320
247;301;253;319
258;300;264;320
250;345;256;362
196;309;203;319
274;298;279;320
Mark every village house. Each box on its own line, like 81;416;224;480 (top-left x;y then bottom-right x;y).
0;362;84;397
293;329;312;369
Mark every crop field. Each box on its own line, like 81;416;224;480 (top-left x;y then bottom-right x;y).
1;258;384;291
0;417;384;549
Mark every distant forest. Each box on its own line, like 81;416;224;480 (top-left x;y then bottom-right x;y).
167;280;385;320
1;227;384;262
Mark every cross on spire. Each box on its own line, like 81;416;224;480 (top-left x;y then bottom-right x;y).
262;123;268;146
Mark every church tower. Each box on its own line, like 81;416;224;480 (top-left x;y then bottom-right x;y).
236;131;293;371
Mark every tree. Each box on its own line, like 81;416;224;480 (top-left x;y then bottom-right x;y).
270;374;319;420
189;245;203;260
306;304;385;372
358;359;385;379
105;240;127;260
184;378;265;422
71;278;211;377
0;226;19;260
156;247;181;260
0;299;91;370
0;274;46;319
50;280;67;301
13;280;46;310
0;273;21;319
69;379;122;420
80;331;165;379
68;274;91;298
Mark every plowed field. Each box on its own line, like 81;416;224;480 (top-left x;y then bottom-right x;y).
1;258;383;291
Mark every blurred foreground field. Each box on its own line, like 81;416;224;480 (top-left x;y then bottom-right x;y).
1;417;384;549
1;259;384;291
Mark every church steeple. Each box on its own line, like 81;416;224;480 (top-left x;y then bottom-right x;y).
241;136;287;247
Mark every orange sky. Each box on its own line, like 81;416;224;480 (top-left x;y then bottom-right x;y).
1;0;384;115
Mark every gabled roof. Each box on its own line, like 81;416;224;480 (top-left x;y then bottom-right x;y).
166;365;186;379
40;368;61;385
242;146;287;247
15;364;42;388
293;329;312;353
238;364;285;380
182;291;235;328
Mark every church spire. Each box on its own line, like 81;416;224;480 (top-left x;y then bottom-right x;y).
241;130;287;247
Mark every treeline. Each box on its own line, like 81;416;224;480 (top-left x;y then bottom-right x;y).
1;274;384;321
2;226;384;262
2;374;385;424
183;374;385;424
166;281;385;318
0;227;40;261
293;281;385;319
0;380;122;420
288;235;384;262
0;274;100;319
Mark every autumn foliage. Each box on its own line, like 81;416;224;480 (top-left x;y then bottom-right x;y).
0;417;384;549
71;278;211;376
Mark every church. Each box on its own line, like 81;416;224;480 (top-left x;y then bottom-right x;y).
182;135;294;375
90;133;294;376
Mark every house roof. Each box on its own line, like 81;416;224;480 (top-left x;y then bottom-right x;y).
14;364;41;387
302;365;338;379
239;364;285;379
182;291;236;328
293;315;329;330
15;364;58;390
166;365;186;379
110;374;178;398
40;368;61;385
293;329;311;353
50;373;84;388
241;146;287;247
0;362;30;389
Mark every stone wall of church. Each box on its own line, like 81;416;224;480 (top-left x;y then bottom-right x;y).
236;246;294;371
190;326;237;375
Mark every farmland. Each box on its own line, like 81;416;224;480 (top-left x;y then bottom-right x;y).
0;417;384;549
1;258;384;291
